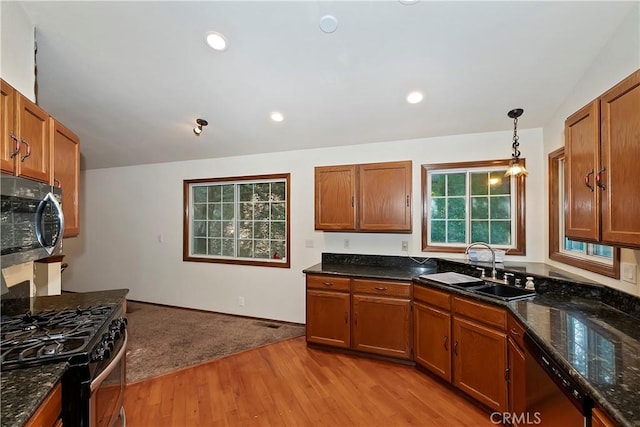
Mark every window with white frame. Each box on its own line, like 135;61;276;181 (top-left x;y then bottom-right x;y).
422;160;526;254
183;173;290;268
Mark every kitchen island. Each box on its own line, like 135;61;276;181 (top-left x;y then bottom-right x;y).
0;288;129;426
304;253;640;427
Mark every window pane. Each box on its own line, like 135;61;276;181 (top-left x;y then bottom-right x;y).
471;221;489;242
271;241;285;258
470;173;488;195
447;220;466;243
272;182;286;201
208;221;222;238
222;185;234;202
193;204;207;220
222;203;234;221
447;197;466;219
431;174;445;197
239;184;254;202
447;173;466;196
490;221;511;245
254;183;271;201
271;203;286;220
255;240;270;258
471;197;488;219
271;221;285;240
208;203;222;221
193;187;208;203
193;221;206;237
239;221;252;239
490;196;511;220
490;172;510;195
254;203;270;220
254;222;269;239
431;220;446;242
193;238;207;254
222;239;235;256
222;221;234;237
238;240;253;258
208;186;221;202
208;238;222;255
239;202;253;220
431;198;446;219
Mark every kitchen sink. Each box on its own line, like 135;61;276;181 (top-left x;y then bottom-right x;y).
473;285;536;301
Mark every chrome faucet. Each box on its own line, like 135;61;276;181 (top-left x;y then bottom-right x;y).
465;242;498;283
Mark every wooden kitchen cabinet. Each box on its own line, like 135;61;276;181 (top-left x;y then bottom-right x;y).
351;279;412;359
592;406;619;427
314;160;412;232
564;69;640;248
0;80;51;182
306;275;351;348
25;381;62;427
51;119;81;237
413;285;452;381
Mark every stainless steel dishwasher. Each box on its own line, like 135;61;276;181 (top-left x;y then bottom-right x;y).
524;332;593;426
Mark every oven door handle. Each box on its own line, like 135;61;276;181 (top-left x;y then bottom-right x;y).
35;192;65;255
90;330;127;392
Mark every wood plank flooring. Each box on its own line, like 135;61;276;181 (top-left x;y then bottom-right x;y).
124;337;494;426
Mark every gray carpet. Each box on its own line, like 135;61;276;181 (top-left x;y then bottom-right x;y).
125;301;306;384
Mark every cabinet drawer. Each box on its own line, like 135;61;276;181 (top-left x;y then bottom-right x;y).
25;382;61;427
306;275;350;292
414;285;451;310
507;315;526;349
453;296;506;330
352;279;411;297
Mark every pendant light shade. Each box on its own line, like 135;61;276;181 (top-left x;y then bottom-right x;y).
505;108;528;177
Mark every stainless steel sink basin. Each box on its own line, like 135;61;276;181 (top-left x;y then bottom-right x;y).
474;285;536;301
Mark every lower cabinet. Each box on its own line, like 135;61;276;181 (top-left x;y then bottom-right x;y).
508;315;526;425
592;407;619;427
305;274;412;360
25;381;62;427
414;300;451;381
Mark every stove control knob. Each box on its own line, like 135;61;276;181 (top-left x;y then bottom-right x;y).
110;329;121;340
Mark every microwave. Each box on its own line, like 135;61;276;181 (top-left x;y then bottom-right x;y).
1;174;64;268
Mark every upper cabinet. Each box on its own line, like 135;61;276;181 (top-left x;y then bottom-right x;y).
51;119;80;237
0;80;51;182
564;69;640;248
315;160;412;233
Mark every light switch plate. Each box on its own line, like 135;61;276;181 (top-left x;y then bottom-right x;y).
401;241;409;251
621;262;637;284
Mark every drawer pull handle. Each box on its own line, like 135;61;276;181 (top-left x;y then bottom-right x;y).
584;169;594;191
596;167;606;191
20;140;31;162
374;287;388;291
322;282;334;286
510;328;521;337
453;340;459;356
9;133;20;158
443;335;448;351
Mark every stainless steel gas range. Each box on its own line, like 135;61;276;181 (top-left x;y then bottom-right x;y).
0;291;128;427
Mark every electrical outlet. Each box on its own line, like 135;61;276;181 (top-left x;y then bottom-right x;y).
621;262;637;284
238;296;245;306
401;241;409;251
344;239;350;249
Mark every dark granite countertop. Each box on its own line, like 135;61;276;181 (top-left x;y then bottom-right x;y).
0;289;129;426
304;253;640;427
0;362;68;427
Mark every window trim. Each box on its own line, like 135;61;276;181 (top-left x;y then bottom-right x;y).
183;173;291;268
548;147;619;278
421;159;526;255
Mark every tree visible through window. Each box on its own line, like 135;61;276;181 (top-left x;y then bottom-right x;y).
422;160;526;254
183;173;290;268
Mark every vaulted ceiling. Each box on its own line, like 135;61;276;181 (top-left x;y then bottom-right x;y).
19;1;635;170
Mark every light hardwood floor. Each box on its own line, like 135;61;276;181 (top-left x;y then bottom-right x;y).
124;336;494;426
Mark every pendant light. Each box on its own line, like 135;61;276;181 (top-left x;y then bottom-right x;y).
504;108;528;177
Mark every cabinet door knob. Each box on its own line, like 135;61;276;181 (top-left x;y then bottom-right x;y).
20;139;31;162
584;169;594;191
596;167;606;190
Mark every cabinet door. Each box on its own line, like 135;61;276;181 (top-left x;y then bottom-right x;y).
508;339;526;425
600;69;640;247
51;119;80;237
15;93;50;182
591;407;618;427
414;301;451;382
314;165;357;230
1;80;17;173
564;100;600;242
352;294;412;359
306;289;350;348
453;317;508;412
359;161;412;232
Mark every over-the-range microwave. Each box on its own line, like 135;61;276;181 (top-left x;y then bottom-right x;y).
1;173;64;269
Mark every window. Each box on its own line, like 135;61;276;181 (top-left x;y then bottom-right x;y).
422;160;526;254
548;148;619;278
183;173;290;268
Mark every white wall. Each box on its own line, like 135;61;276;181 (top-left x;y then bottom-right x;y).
543;3;640;296
62;128;544;323
0;1;35;100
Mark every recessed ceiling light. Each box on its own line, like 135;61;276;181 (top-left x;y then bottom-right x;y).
205;32;227;51
406;91;424;104
319;15;338;34
270;112;284;122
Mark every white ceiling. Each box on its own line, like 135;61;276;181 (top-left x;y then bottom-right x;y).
19;1;635;170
